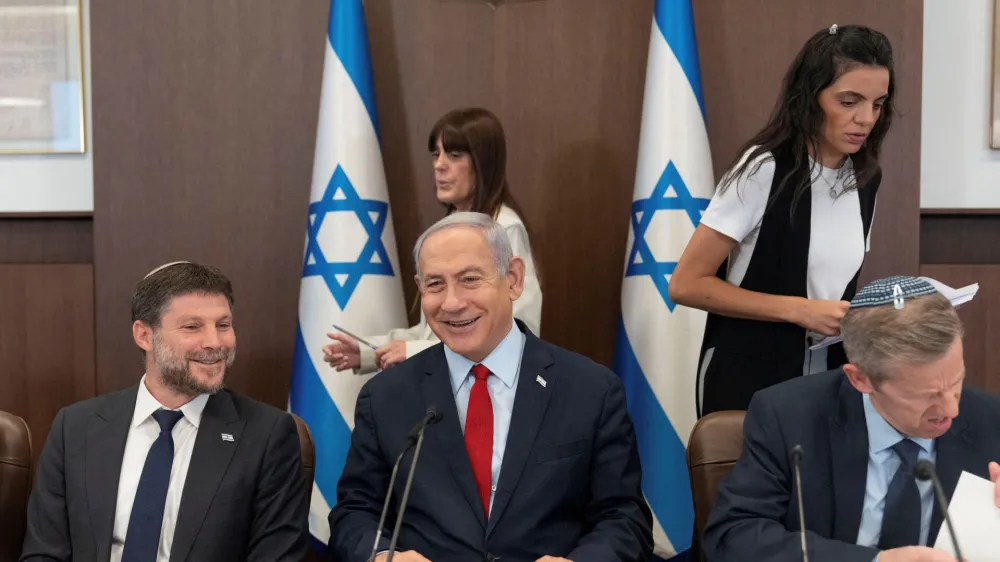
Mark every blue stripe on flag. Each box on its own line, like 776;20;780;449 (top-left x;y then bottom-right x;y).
290;324;353;513
613;315;694;553
327;0;381;134
654;0;705;118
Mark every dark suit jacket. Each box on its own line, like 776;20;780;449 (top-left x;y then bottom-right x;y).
328;322;653;562
703;370;1000;562
20;385;309;562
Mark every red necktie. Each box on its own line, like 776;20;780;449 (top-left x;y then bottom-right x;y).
465;363;494;516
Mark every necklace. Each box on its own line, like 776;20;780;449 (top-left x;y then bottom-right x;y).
814;164;847;197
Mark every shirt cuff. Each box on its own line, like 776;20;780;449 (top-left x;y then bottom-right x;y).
355;344;379;375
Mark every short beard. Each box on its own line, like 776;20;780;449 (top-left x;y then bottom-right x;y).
151;332;235;397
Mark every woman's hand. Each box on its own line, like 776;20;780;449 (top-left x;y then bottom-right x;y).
322;332;361;371
792;299;850;336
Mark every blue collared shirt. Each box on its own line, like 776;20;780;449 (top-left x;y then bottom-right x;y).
444;320;525;513
858;393;936;553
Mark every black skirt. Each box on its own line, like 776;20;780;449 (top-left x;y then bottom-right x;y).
698;340;848;416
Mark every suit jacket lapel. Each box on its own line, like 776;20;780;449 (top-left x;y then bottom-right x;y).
87;386;139;561
486;334;553;537
169;391;245;562
419;348;487;529
928;416;973;545
828;377;869;543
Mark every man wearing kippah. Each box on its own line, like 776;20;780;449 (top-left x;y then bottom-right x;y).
703;276;1000;562
20;262;309;561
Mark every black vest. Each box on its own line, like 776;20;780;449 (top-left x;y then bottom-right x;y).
697;147;880;415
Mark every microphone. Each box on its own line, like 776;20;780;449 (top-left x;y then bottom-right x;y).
791;445;809;562
368;407;443;562
916;460;964;561
384;407;442;562
407;406;442;445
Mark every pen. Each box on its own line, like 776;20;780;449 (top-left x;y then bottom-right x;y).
332;324;379;350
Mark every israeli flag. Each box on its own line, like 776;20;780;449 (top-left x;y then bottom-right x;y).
612;0;713;558
289;0;407;546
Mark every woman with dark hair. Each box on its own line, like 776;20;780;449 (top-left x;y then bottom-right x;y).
322;107;542;373
669;24;895;416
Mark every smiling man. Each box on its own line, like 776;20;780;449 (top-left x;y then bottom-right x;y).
328;212;652;562
703;276;1000;562
21;262;309;562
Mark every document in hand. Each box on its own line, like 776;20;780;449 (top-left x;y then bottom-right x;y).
933;471;1000;560
807;277;979;351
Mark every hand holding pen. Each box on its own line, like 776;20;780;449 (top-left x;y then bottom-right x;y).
322;324;376;371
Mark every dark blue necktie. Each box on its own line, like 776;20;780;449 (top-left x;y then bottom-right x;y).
121;409;185;562
878;438;922;549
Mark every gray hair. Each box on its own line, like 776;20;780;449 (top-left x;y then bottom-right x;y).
413;212;513;280
840;292;963;383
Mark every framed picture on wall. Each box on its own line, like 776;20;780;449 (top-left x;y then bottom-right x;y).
993;0;1000;148
0;0;86;154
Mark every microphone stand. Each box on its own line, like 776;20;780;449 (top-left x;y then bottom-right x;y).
367;447;411;562
385;423;429;562
916;460;965;562
368;407;440;562
792;445;809;562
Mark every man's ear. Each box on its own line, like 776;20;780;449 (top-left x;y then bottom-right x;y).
506;257;525;300
133;320;154;353
843;363;875;394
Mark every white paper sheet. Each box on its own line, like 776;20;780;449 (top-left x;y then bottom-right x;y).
933;471;1000;560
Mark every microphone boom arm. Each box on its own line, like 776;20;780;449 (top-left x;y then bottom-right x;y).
792;445;809;562
385;423;429;562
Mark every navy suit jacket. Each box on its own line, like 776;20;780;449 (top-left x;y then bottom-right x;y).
328;322;653;562
703;370;1000;562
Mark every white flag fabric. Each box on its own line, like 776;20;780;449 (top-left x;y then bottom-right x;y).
289;0;407;546
612;0;714;558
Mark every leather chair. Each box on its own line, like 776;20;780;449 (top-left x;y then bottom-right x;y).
686;410;745;561
290;413;315;494
0;411;32;562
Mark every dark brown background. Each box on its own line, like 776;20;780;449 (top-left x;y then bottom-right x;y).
7;0;993;522
85;0;924;411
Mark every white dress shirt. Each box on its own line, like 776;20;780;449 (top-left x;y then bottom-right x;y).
110;375;209;562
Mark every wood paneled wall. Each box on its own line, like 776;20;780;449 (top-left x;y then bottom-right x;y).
0;217;92;263
0;262;95;466
0;215;95;467
921;212;1000;393
89;0;658;405
89;0;330;401
86;0;924;409
919;263;1000;395
367;0;655;361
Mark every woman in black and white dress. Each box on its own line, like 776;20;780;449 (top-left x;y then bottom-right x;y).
669;24;896;416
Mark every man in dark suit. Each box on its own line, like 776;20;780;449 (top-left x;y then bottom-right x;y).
328;212;653;562
703;276;1000;562
21;262;308;562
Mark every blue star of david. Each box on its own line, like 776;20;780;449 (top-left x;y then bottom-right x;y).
625;161;711;311
303;165;395;309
